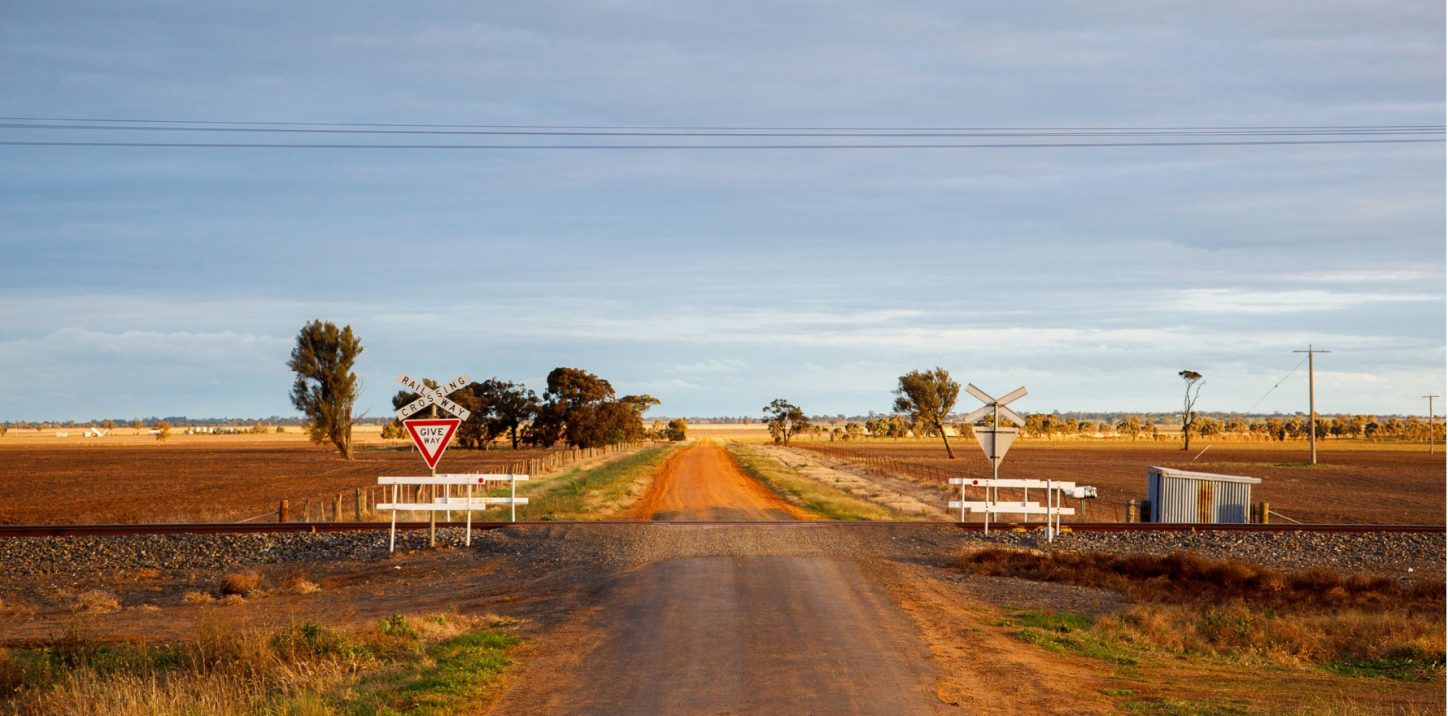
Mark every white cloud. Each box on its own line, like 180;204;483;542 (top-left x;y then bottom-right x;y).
1167;288;1438;314
672;358;747;374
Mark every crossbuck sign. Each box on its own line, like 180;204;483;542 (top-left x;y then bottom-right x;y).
395;374;472;422
396;373;472;471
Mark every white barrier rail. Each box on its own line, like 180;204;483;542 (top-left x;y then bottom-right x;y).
949;501;1076;516
949;477;1074;540
378;473;530;552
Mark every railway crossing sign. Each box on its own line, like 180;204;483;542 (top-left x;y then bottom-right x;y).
957;383;1028;524
960;383;1027;467
396;373;472;471
395;373;472;422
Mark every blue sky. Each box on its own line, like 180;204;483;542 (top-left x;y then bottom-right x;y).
1;1;1443;421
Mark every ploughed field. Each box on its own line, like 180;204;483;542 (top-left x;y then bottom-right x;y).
0;440;556;524
801;440;1446;525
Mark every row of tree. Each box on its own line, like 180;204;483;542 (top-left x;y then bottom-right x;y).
287;320;684;460
759;366;1445;458
382;367;666;452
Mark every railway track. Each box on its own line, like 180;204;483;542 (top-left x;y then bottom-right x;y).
0;521;1439;538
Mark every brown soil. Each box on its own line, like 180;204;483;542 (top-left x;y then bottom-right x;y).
803;441;1446;524
0;441;556;523
624;440;813;521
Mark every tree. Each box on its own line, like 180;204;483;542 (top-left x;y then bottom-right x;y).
528;368;654;449
131;419;144;435
844;422;863;440
762;399;809;445
154;421;171;442
665;418;688;442
893;368;960;457
288;320;363;460
1178;370;1204;451
478;379;541;450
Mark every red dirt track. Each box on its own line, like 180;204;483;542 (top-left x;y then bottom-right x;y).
624;440;812;521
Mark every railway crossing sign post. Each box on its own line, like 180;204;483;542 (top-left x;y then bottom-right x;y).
394;373;472;546
958;384;1027;530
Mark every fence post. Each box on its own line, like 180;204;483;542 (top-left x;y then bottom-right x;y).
278;499;289;523
1127;499;1138;523
355;488;363;520
1259;501;1271;524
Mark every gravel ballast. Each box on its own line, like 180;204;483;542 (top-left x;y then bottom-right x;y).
1;524;1441;579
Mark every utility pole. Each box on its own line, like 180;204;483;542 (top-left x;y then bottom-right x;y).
1423;394;1440;454
1293;345;1330;464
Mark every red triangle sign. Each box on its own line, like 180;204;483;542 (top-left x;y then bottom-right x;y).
403;418;461;470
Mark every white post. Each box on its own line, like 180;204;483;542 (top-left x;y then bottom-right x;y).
1022;485;1029;523
388;482;399;553
465;482;473;547
511;476;518;522
1047;480;1054;542
958;479;966;523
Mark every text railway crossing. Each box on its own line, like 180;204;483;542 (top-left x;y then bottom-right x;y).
392;372;473;546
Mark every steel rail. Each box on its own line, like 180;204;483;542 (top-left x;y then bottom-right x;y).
0;521;1439;538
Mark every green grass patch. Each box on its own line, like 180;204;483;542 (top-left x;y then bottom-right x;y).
1004;610;1139;665
508;444;677;520
347;625;518;715
726;443;899;520
1322;653;1446;682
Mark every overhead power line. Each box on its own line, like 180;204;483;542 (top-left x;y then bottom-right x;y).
1244;355;1310;414
2;116;1437;150
0;121;1440;138
0;116;1442;133
0;139;1440;150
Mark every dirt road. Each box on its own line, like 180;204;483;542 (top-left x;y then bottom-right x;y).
624;439;812;521
493;442;945;714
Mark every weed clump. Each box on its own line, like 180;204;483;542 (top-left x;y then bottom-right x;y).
70;590;121;614
957;548;1443;611
219;570;263;597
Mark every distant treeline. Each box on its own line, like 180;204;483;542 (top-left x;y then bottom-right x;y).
792;412;1444;442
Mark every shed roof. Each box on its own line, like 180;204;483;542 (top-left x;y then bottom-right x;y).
1148;466;1262;485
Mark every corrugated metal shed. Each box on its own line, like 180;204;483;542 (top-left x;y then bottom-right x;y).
1146;467;1261;524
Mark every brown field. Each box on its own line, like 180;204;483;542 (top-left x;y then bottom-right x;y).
3;427;1443;525
801;438;1446;524
0;435;557;524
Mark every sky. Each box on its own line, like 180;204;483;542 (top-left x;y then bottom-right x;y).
0;1;1443;421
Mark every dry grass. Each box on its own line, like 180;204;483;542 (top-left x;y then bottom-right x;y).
0;612;519;715
218;571;262;597
70;590;121;615
726;442;899;520
180;591;212;605
962;549;1446;680
958;548;1444;611
279;573;320;595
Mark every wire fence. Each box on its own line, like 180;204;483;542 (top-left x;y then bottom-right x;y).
264;442;646;524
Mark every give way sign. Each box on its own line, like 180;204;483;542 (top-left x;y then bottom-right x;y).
404;418;461;471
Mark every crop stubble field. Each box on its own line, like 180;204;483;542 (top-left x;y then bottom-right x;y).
0;424;1443;525
0;430;558;524
801;437;1446;525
